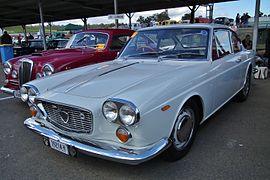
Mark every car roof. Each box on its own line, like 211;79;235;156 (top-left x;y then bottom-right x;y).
138;23;229;31
80;29;134;34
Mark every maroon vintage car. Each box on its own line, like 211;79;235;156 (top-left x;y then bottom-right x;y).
1;29;134;96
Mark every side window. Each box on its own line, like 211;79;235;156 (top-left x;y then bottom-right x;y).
231;32;241;53
214;30;232;58
110;34;130;50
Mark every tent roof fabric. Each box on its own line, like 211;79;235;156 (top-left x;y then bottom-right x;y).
0;0;235;27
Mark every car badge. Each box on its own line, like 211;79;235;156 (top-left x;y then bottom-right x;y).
79;112;85;120
52;105;58;109
59;111;69;123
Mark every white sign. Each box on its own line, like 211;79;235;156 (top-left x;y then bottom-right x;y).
108;14;125;20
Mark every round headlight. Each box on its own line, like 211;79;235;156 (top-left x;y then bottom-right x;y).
119;105;136;126
42;64;54;76
11;70;18;78
20;86;28;102
3;62;12;75
103;101;118;121
28;87;38;104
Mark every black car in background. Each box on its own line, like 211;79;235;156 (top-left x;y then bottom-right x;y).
13;38;68;57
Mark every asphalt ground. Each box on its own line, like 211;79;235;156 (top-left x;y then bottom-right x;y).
0;64;269;180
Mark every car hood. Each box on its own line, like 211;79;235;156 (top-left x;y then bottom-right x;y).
13;48;97;65
50;61;184;98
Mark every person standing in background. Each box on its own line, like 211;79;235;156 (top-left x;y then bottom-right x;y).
18;34;22;45
236;13;240;27
0;31;12;44
242;34;252;50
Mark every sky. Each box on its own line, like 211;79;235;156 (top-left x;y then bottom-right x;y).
50;0;270;26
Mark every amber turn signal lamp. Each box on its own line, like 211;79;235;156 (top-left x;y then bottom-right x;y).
30;106;37;117
116;127;131;143
161;105;171;111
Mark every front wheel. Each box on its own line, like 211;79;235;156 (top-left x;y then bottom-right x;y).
162;100;199;162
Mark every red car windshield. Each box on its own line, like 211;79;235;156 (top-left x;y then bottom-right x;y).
66;32;109;48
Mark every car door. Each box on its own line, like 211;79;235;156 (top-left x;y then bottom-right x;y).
211;29;241;109
230;30;247;91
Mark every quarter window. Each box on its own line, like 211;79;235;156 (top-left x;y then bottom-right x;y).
110;35;130;50
214;30;232;58
231;32;241;53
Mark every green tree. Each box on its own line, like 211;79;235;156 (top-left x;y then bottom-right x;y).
153;10;170;22
182;13;191;20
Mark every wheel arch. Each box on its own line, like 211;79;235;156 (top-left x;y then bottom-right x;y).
169;94;205;138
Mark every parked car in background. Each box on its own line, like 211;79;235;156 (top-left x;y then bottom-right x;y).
22;24;254;165
13;39;44;57
47;38;69;49
1;29;134;96
214;17;231;25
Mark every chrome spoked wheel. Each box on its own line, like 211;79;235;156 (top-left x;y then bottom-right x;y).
173;108;195;150
243;73;251;96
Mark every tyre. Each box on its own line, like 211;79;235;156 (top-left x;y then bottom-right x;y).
235;69;251;102
162;99;200;162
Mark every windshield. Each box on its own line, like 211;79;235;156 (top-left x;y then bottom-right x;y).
119;28;209;61
65;32;109;48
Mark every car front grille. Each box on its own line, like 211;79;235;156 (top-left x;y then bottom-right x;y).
19;59;33;86
41;101;93;133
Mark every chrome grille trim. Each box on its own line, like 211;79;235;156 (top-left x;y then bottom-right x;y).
19;58;33;86
38;100;93;133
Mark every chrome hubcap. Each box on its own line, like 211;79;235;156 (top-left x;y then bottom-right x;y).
173;108;195;150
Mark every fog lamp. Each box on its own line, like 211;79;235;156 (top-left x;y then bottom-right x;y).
30;106;38;117
116;127;131;143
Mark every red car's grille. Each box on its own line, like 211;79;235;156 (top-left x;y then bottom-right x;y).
19;59;33;86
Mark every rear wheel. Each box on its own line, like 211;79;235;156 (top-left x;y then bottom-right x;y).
235;69;251;102
162;100;199;162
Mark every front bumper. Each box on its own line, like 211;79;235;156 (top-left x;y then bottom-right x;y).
24;118;170;165
0;86;15;95
0;86;20;97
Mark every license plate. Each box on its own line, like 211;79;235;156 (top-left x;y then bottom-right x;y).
49;139;69;155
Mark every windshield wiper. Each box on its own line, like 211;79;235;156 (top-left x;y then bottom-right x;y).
158;53;205;62
123;52;160;60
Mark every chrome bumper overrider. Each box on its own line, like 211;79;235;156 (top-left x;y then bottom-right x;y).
24;118;170;165
0;86;15;95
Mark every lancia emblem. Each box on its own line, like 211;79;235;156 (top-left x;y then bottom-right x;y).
79;112;85;120
59;111;69;123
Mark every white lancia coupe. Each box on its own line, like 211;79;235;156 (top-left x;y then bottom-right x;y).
22;24;254;165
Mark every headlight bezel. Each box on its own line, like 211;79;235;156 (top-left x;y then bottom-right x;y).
42;64;54;76
102;98;140;127
3;61;12;75
20;85;40;103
